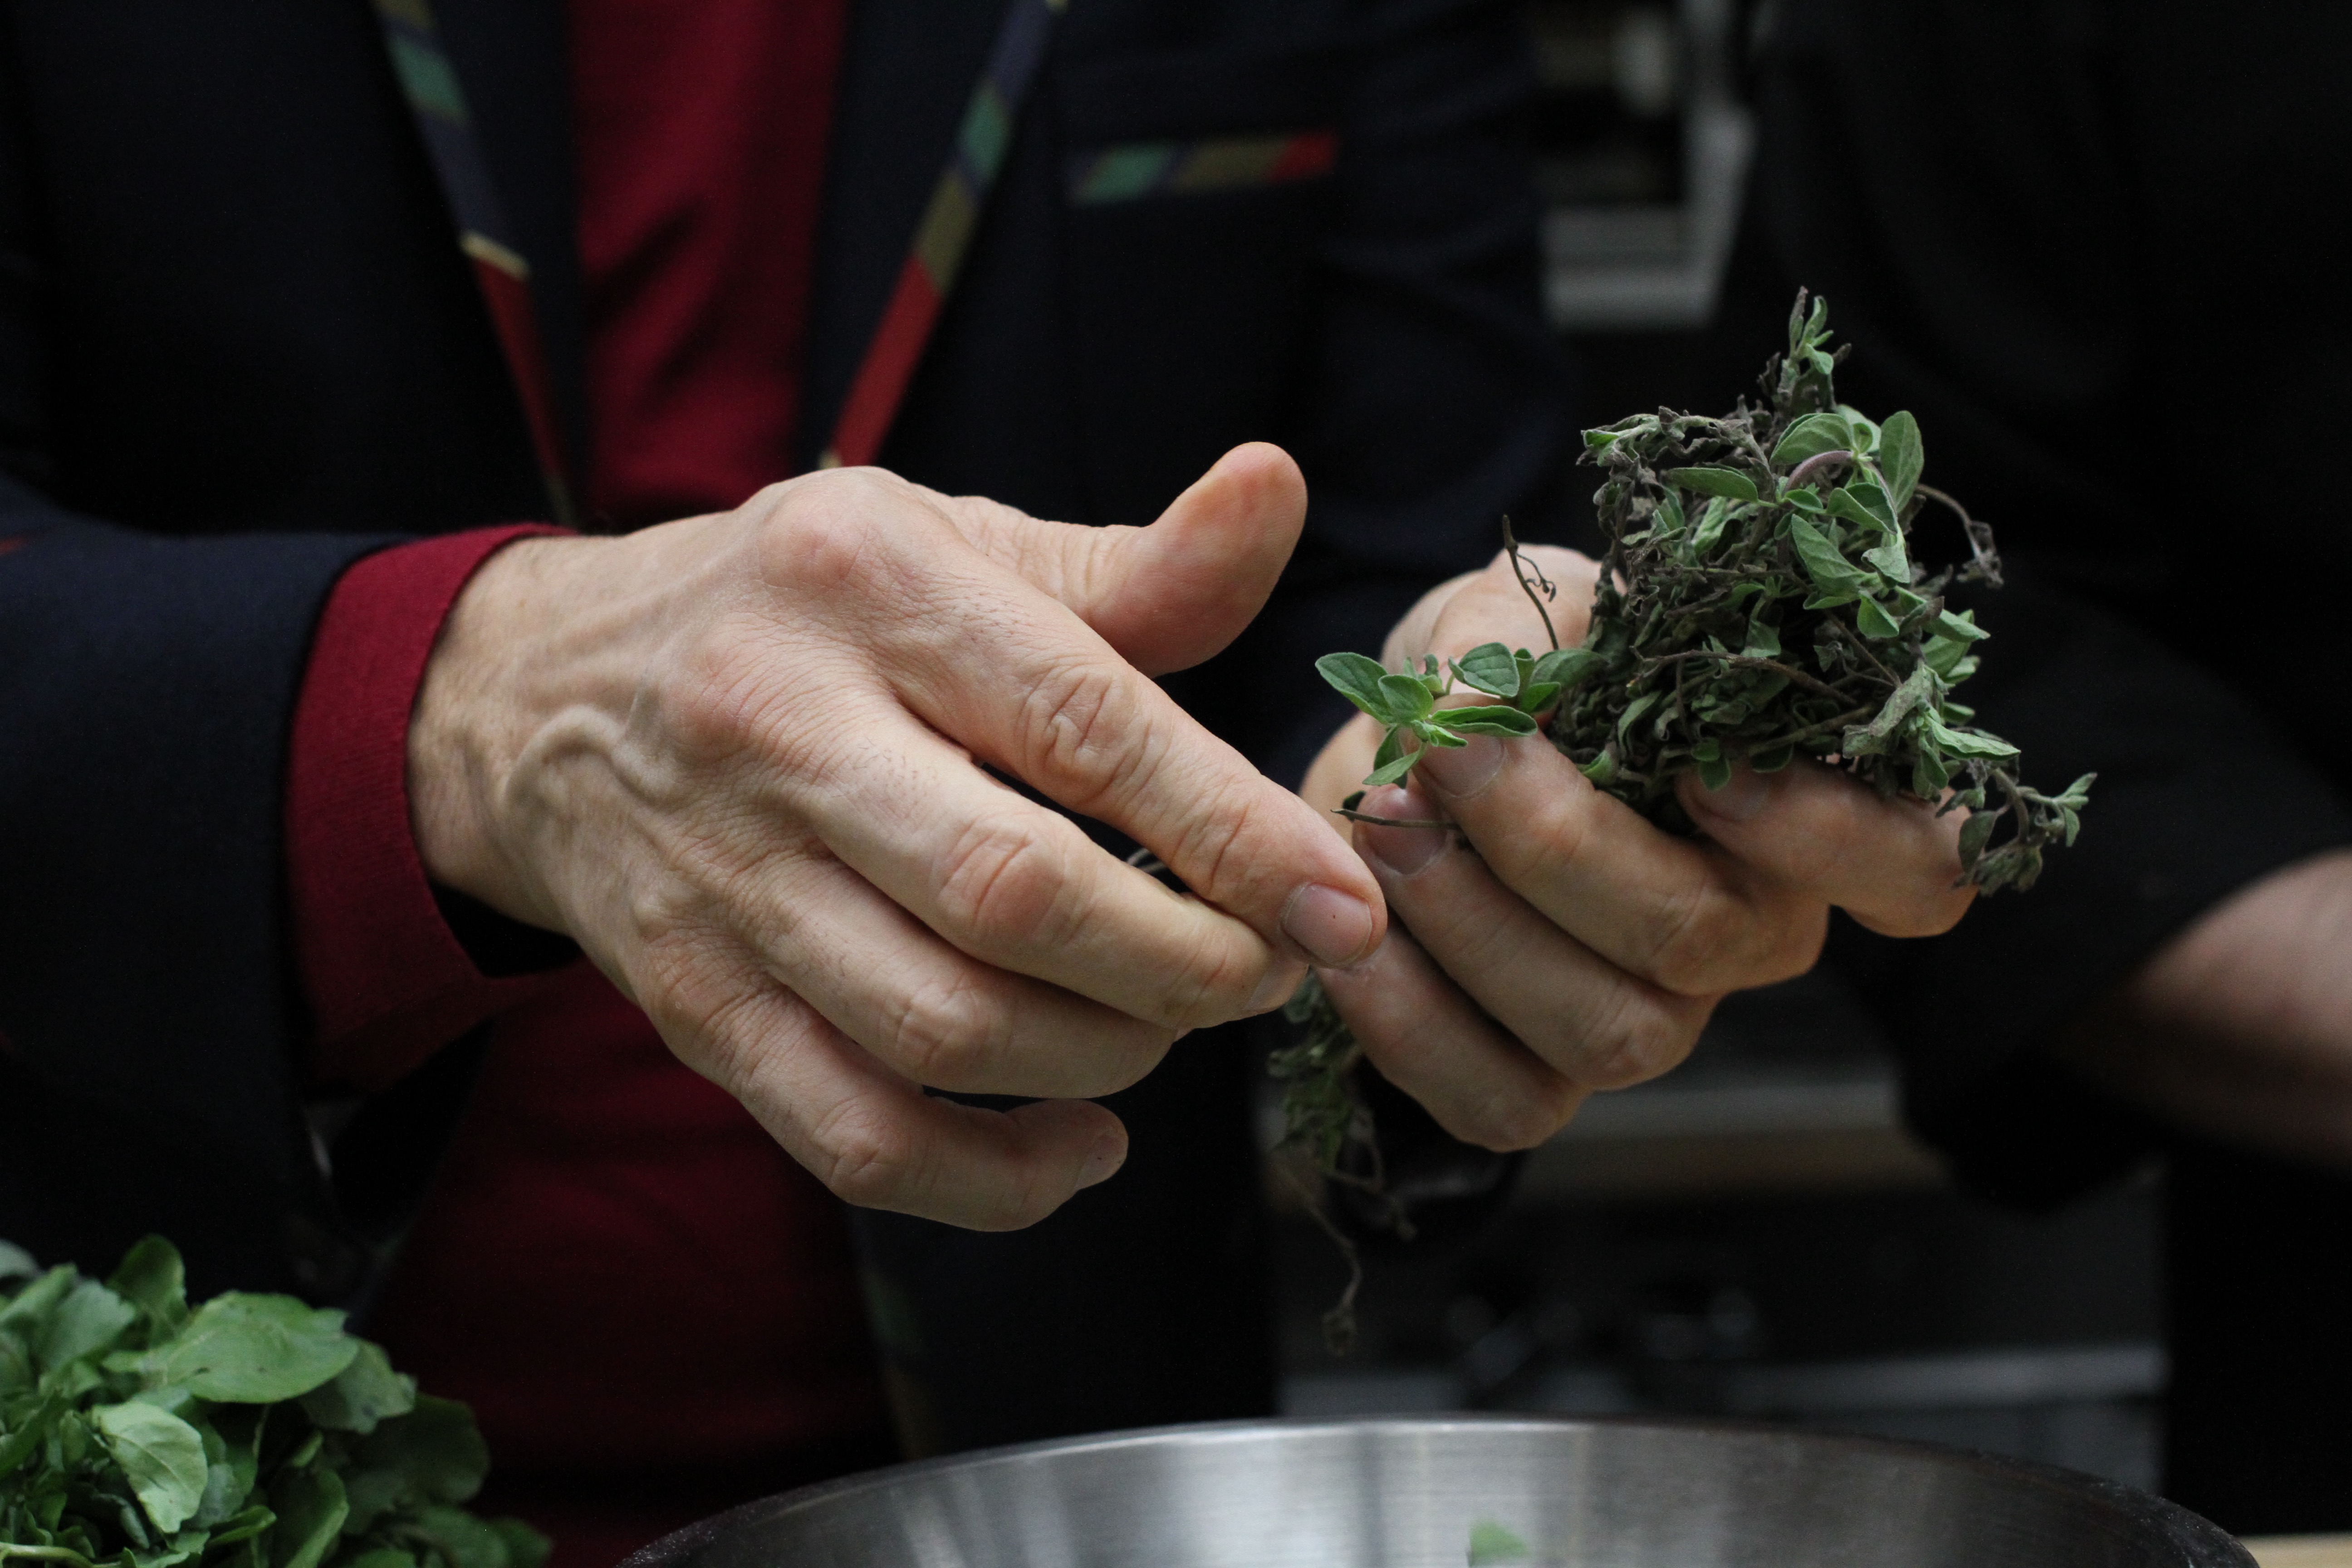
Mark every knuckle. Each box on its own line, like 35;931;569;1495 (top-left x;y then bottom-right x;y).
1640;879;1768;995
759;471;896;591
1462;1076;1582;1152
881;970;1006;1087
1150;928;1261;1028
808;1095;923;1210
934;815;1083;953
1017;655;1152;800
1574;985;1701;1089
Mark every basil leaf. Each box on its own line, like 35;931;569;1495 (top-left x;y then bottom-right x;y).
299;1341;417;1436
94;1401;209;1534
132;1294;359;1404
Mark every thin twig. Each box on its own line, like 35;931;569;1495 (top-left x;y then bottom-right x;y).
1331;808;1453;830
1501;516;1560;651
1637;649;1848;701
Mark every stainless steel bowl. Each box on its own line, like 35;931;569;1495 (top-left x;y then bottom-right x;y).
622;1417;2251;1568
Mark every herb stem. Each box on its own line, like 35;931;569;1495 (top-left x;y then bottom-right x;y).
1638;649;1847;701
1502;517;1560;652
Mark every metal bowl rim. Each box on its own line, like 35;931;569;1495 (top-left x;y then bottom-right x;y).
617;1412;2248;1568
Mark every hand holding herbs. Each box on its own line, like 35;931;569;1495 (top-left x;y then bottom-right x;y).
1279;294;2091;1349
2;1237;546;1568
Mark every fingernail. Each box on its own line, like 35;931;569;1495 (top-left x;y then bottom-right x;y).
1357;784;1446;877
1282;882;1378;968
1415;733;1504;797
1690;765;1776;823
1078;1129;1127;1190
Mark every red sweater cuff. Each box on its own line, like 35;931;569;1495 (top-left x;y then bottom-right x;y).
288;525;573;1091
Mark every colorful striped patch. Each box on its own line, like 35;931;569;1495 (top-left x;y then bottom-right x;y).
818;0;1068;470
1066;128;1340;205
371;0;578;524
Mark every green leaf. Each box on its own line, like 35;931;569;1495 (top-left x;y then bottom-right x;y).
269;1467;348;1568
1434;706;1539;737
1616;690;1662;739
1854;596;1901;640
1696;749;1733;790
108;1238;188;1334
1826;480;1897;535
1515;680;1563;715
206;1506;278;1551
1529;647;1602;688
1688;495;1733;555
94;1401;210;1534
1750;743;1795;774
131;1295;358;1404
0;1264;76;1334
0;1240;38;1282
1468;1520;1531;1567
491;1519;553;1568
1411;721;1466;748
1450;642;1521;699
1786;514;1874;603
0;1389;62;1480
298;1341;416;1436
1770;411;1853;468
349;1397;490;1520
1862;532;1911;581
1740;617;1781;659
1911;748;1951;798
1314;652;1395;720
1362;747;1419;788
1936;608;1989;642
37;1280;138;1373
1957;808;1999;872
1665;466;1759;503
1922;711;2020;759
1842;663;1939;757
1580;427;1621;451
1377;673;1433;723
1878;410;1924;509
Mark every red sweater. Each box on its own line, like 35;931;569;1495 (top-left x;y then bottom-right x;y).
283;6;891;1565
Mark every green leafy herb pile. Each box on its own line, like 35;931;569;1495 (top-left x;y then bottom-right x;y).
1;1237;547;1568
1274;292;2094;1351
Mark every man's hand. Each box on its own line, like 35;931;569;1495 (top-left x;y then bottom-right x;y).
2060;850;2352;1166
1300;545;1975;1149
408;445;1383;1230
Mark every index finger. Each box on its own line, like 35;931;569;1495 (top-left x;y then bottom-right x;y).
881;542;1387;972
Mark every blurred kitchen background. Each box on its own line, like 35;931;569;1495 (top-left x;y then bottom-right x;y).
1264;0;2165;1494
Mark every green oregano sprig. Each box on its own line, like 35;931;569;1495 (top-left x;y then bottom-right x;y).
1276;291;2095;1352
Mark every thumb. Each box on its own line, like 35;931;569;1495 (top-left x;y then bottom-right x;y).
948;443;1306;676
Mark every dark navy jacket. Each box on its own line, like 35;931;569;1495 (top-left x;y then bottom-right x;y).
0;0;1565;1421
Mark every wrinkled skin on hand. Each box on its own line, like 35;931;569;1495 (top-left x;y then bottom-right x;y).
409;445;1383;1230
1301;544;1976;1152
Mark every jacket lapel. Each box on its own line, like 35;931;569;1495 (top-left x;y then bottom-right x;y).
796;0;1014;472
402;0;594;488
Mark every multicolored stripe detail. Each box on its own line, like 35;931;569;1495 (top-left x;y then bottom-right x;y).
1066;129;1339;206
372;0;580;525
817;0;1068;470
